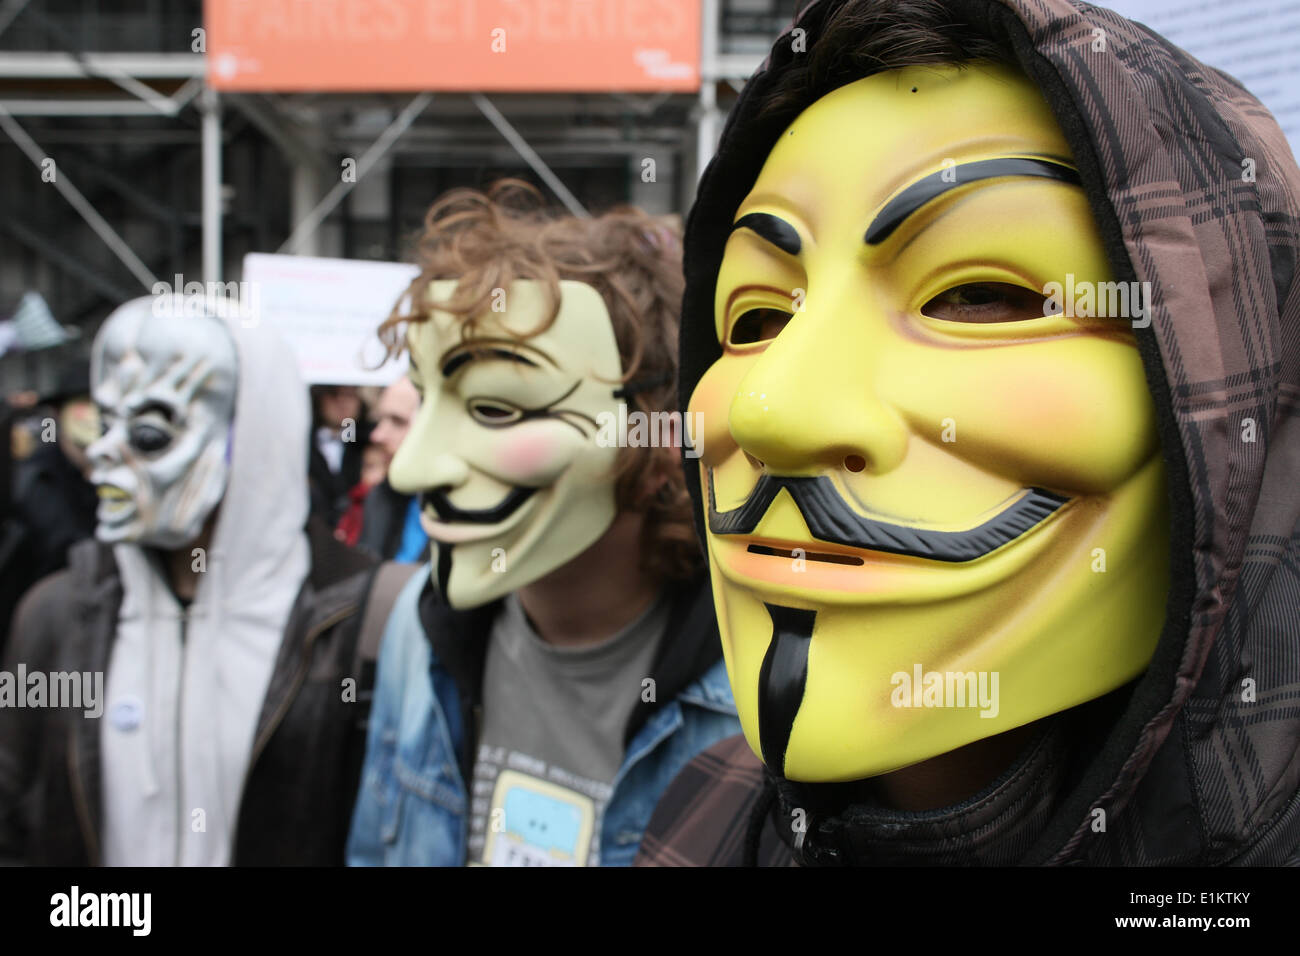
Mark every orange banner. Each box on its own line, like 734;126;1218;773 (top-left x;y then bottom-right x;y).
205;0;701;92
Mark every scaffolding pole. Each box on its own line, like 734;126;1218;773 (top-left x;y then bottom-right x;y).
278;92;433;256
0;104;158;291
201;85;222;284
697;0;721;181
471;93;589;219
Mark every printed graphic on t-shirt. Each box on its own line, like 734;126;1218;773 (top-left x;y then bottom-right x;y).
481;769;595;867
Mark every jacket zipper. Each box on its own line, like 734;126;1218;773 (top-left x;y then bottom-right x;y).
174;611;187;866
229;602;358;857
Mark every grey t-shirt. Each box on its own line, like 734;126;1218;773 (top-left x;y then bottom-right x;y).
465;591;668;866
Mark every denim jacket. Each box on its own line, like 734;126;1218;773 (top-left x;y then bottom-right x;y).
347;567;740;866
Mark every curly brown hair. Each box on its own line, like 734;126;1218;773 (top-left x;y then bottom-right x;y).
379;179;701;582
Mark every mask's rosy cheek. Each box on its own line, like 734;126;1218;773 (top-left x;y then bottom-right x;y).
888;341;1158;492
490;425;577;485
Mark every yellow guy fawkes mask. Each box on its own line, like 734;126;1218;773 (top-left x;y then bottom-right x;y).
689;63;1171;783
390;279;624;609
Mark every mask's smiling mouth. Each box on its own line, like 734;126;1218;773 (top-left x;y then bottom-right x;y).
419;486;538;544
96;484;131;502
422;486;536;524
746;543;864;566
95;484;134;519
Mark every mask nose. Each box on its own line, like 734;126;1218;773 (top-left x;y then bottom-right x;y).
86;424;124;477
389;449;470;496
727;308;909;476
387;387;470;495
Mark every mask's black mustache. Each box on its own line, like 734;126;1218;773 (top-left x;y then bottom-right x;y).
708;471;1068;562
422;486;536;525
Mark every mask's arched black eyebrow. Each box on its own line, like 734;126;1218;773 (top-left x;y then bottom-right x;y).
733;212;802;256
864;157;1081;246
440;347;539;377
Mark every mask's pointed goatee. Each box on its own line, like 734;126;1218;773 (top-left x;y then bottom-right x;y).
758;603;816;775
436;544;452;600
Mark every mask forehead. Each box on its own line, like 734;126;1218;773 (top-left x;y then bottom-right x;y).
409;278;623;383
736;63;1072;270
93;308;238;412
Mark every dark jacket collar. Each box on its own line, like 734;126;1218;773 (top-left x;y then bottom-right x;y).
418;570;724;756
768;717;1072;867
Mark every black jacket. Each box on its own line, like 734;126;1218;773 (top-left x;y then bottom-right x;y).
308;420;375;528
1;441;97;653
357;479;417;561
0;520;378;866
12;442;98;583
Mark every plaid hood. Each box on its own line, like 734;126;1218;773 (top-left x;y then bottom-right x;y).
678;0;1300;864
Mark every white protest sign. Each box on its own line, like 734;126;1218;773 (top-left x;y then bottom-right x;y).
241;252;419;385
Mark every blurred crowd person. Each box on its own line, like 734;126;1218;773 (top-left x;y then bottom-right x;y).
333;441;391;548
1;361;98;651
354;377;428;562
308;384;374;528
347;182;738;866
0;294;389;865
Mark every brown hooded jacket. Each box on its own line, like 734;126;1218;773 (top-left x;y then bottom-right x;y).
640;0;1300;866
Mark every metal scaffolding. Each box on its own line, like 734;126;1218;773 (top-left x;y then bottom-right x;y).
0;0;787;340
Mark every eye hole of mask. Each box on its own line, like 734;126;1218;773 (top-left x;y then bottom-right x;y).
467;399;523;427
729;307;793;346
921;282;1051;324
129;422;172;454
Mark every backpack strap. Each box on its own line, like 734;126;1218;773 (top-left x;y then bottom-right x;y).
354;561;421;674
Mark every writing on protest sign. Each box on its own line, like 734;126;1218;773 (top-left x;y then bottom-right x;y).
241;253;417;386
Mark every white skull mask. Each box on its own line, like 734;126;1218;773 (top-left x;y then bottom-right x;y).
87;297;238;549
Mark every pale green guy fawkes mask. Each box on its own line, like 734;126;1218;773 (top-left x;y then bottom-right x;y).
390;279;626;608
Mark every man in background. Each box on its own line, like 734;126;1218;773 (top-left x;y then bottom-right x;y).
1;360;98;650
309;384;373;527
356;376;427;561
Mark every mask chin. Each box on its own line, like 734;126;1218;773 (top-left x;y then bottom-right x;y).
440;480;619;609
